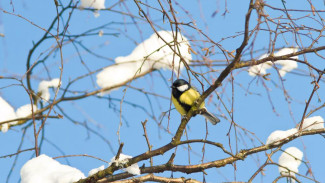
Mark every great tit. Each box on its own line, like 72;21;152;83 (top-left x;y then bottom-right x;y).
171;79;220;125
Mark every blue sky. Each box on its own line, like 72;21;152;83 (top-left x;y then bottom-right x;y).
1;0;325;182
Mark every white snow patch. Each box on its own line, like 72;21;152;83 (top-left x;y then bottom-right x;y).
266;128;297;145
248;47;298;77
16;104;38;118
300;116;324;131
274;48;299;77
80;0;105;17
1;123;9;133
97;31;191;94
80;0;105;9
38;78;61;104
278;147;303;179
20;154;85;183
110;154;140;175
88;165;105;176
0;97;18;132
115;30;192;73
248;54;273;76
96;62;148;94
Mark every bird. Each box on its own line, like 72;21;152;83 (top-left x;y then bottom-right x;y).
171;79;220;125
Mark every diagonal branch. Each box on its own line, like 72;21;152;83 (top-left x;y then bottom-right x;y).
172;0;256;145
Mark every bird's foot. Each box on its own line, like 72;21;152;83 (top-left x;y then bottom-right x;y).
181;115;188;121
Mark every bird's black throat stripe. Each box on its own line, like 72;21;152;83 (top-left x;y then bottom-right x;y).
178;99;191;113
172;89;192;114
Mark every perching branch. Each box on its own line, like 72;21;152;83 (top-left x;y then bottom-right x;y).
76;127;325;183
102;174;201;183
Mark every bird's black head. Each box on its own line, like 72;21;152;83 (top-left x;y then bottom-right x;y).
171;79;190;98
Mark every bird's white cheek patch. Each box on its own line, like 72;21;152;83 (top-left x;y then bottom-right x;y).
177;84;189;92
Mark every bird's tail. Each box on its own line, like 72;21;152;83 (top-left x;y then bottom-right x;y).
202;110;220;125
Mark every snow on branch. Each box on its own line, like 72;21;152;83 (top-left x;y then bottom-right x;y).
80;0;105;17
37;78;61;104
16;104;38;118
80;0;105;10
109;153;141;175
248;47;298;77
96;30;192;95
266;116;324;145
0;97;17;132
88;165;105;176
266;128;298;145
0;97;37;133
115;30;192;72
300;116;324;131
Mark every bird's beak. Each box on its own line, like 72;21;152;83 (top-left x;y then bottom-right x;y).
170;85;175;88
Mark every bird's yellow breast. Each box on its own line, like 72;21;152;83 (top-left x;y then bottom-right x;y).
172;88;205;115
172;95;187;115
